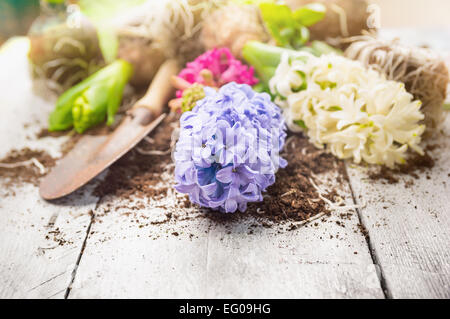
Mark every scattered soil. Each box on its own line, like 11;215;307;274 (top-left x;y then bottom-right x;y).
0;119;123;190
368;150;435;185
45;227;73;246
93;113;177;200
1;111;440;237
93;115;343;226
35;128;67;139
0;128;90;189
203;134;344;226
0;148;56;188
357;223;369;241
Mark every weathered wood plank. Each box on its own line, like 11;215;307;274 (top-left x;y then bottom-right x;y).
0;39;98;299
69;159;383;298
346;115;450;298
68;193;212;298
204;172;384;298
0;39;64;157
0;184;96;298
205;233;383;298
343;29;450;299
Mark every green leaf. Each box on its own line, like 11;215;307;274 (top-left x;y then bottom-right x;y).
49;60;133;133
444;103;450;110
242;41;312;87
298;25;310;46
292;3;326;27
310;40;343;55
252;82;272;95
316;81;337;90
78;0;147;23
292;70;307;92
242;41;304;84
259;2;323;49
49;74;96;131
48;99;75;131
106;62;132;124
294;119;307;129
78;0;147;62
97;27;118;64
72;80;111;133
259;3;297;48
327;106;343;111
45;0;65;4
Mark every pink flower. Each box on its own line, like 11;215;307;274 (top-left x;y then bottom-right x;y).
176;48;259;97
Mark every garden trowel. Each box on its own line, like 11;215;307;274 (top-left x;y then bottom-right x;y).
39;59;179;200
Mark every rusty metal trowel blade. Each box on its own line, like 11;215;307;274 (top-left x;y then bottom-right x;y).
39;110;166;200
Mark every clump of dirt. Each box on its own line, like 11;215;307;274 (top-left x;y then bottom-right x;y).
356;222;369;240
45;227;73;246
0;148;56;188
368;151;435;185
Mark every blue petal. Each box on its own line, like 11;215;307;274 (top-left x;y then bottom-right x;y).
224;199;238;213
215;166;233;184
200;182;217;197
197;166;216;186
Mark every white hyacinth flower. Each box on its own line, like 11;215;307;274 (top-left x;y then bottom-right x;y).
269;52;425;168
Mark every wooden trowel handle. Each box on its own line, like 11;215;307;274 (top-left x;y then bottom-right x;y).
133;59;180;116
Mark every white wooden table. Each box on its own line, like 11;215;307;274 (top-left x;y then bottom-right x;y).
0;31;449;299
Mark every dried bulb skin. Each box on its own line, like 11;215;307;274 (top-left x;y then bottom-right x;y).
28;14;103;95
117;36;166;88
115;0;222;87
285;0;370;44
170;0;225;64
201;4;269;60
345;36;449;134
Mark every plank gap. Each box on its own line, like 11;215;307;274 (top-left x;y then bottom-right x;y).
64;209;95;299
343;163;390;299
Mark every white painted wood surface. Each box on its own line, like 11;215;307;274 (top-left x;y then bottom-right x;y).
0;39;99;298
0;30;449;299
0;184;96;298
69;170;383;298
347;28;450;299
346;115;450;299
